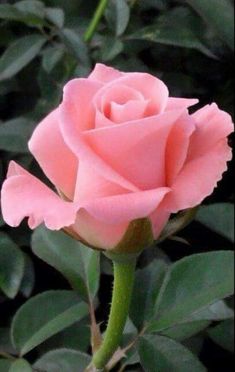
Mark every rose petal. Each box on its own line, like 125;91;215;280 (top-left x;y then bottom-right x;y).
1;161;78;230
110;100;149;124
166;113;195;185
188;103;234;159
84;110;185;190
60;94;139;193
93;72;169;116
62;78;103;131
150;207;171;239
98;83;143;112
28;109;78;199
112;72;169;114
74;159;130;202
72;209;128;250
88;63;124;83
163;103;233;212
166;97;199;111
82;187;170;224
164;139;232;212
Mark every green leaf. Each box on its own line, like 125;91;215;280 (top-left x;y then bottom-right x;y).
186;0;234;51
9;359;32;372
196;203;234;242
11;290;88;356
208;319;234;352
161;320;210;341
0;2;45;27
129;7;216;58
0;118;35;153
130;259;168;329
37;67;62;108
189;300;234;321
0;5;23;21
31;227;100;301
161;300;233;341
0;328;16;355
148;251;234;332
107;0;130;36
15;1;45;17
33;349;91;372
61;28;89;65
46;7;65;29
101;38;124;61
139;335;206;371
42;45;64;73
0;359;12;372
19;254;35;298
0;35;46;81
0;233;25;299
38;319;90;354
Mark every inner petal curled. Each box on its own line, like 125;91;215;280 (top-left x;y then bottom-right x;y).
94;83;145;125
110;99;149;124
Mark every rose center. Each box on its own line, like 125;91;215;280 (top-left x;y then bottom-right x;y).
100;84;149;124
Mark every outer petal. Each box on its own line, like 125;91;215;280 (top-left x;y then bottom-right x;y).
150;207;171;239
164;139;232;212
82;187;170;224
84;110;186;190
88;63;124;83
75;159;130;202
28;109;78;199
166;97;199;111
72;209;129;250
165;113;196;185
62;78;103;131
163;103;233;212
1;162;78;230
188;103;234;159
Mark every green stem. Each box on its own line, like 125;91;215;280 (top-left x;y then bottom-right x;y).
92;258;136;370
84;0;109;42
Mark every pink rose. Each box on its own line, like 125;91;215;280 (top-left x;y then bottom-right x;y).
1;64;233;251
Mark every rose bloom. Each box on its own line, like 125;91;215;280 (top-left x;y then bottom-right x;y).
1;64;233;251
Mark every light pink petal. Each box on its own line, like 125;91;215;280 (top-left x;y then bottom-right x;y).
93;72;169;115
88;63;124;83
72;209;128;250
28;109;78;199
150;207;171;239
95;83;145;124
93;81;145;128
95;110;114;129
115;73;169;114
188;103;234;159
62;78;103;131
1;162;78;230
110;100;149;124
166;113;196;185
84;110;185;190
166;98;199;111
60;96;139;193
74;159;130;202
164;139;232;212
98;83;143;111
82;187;170;224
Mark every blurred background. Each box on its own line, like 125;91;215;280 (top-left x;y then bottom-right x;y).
0;1;234;371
